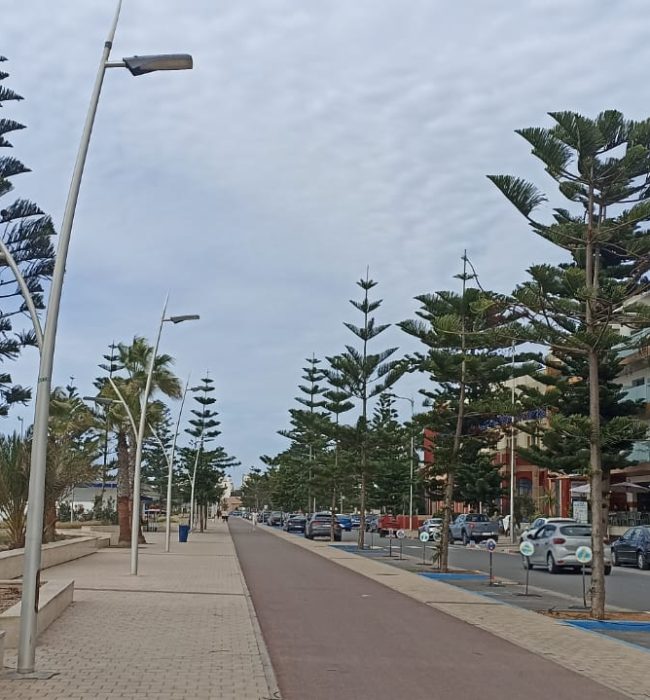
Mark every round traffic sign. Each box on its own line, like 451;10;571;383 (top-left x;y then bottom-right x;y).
419;531;430;543
576;545;593;564
519;540;534;558
486;538;497;552
396;529;406;540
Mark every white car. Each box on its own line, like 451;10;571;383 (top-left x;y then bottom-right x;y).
419;518;443;540
519;517;577;543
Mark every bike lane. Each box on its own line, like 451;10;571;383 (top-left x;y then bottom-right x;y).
229;520;626;700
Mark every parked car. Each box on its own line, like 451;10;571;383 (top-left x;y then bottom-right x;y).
267;511;284;527
336;514;352;531
522;522;611;574
449;513;499;544
257;511;271;524
305;513;342;541
364;514;379;532
283;514;307;533
611;526;650;569
519;517;576;543
419;518;443;540
350;514;361;529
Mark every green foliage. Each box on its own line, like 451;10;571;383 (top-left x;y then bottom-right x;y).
0;58;56;415
0;431;28;547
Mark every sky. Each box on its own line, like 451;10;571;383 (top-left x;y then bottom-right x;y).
2;0;650;487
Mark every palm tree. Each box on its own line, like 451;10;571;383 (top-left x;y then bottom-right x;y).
97;337;181;545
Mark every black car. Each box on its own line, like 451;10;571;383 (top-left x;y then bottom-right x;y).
283;514;307;533
267;511;284;527
305;513;342;541
611;526;650;569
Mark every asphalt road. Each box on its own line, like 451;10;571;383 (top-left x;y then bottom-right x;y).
230;519;625;700
344;531;650;611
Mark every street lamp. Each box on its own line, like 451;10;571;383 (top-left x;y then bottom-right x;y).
391;394;416;532
131;300;199;575
16;0;193;675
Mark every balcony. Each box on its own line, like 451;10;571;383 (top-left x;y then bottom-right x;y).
622;384;650;402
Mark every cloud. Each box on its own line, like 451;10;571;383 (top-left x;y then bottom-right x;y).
3;0;650;484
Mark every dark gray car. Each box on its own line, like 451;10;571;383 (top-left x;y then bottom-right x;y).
305;513;342;541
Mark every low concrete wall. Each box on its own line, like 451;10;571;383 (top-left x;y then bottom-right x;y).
0;535;109;580
0;580;74;648
80;525;120;546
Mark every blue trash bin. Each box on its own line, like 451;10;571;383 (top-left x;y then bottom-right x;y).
178;524;190;543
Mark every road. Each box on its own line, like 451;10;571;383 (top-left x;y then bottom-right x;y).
344;531;650;611
230;519;625;700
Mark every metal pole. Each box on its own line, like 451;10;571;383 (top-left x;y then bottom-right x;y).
409;417;414;531
17;0;123;674
165;376;190;552
131;296;168;575
510;342;516;545
189;435;203;532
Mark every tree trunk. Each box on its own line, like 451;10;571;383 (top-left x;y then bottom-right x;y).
358;472;366;549
42;500;57;544
118;495;131;544
589;347;606;619
117;431;131;544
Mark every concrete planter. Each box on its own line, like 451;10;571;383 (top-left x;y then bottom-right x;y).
0;579;74;648
0;535;109;580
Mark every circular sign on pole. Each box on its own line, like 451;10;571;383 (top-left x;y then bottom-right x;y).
396;529;406;540
419;531;430;543
576;545;593;564
486;538;497;552
519;540;535;558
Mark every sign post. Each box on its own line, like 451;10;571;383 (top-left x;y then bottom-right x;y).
576;545;592;608
486;538;497;586
396;529;406;560
388;529;395;558
519;540;535;595
419;531;430;565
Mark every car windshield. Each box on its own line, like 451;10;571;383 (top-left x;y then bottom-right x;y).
465;514;489;522
560;525;591;537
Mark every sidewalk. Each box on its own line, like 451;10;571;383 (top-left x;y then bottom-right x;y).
0;522;279;700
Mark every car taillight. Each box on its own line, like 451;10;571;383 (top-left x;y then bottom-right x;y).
552;538;566;545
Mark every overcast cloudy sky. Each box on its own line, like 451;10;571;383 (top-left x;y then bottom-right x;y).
2;1;649;485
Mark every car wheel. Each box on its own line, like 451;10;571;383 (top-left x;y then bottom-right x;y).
638;552;650;570
522;556;533;571
547;553;559;574
334;536;342;542
462;532;469;546
611;549;620;567
604;565;612;576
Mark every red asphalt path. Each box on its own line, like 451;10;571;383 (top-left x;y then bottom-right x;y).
230;520;626;700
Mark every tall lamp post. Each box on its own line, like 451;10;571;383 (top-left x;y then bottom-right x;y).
391;394;415;532
14;0;193;675
164;377;190;552
131;303;199;575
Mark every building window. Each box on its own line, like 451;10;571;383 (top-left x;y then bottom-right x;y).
517;477;533;497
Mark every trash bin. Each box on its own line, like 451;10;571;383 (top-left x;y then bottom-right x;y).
178;524;190;543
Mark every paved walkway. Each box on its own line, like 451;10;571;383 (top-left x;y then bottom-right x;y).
242;521;650;700
1;523;279;700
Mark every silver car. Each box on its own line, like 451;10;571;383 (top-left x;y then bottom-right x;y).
522;522;611;575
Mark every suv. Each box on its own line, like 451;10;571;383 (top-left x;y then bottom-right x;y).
419;518;443;540
305;513;342;541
